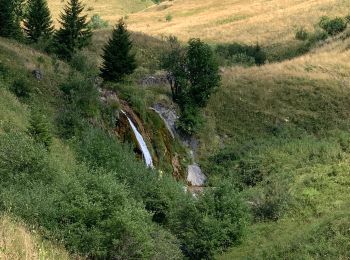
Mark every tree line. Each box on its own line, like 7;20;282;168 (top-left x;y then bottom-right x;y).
0;0;135;82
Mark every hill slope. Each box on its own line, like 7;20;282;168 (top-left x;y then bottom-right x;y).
197;33;350;258
127;0;349;44
48;0;154;25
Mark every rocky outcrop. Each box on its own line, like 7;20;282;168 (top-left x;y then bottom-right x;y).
139;73;173;87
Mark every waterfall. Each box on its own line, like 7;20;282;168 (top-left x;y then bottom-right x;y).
121;110;154;168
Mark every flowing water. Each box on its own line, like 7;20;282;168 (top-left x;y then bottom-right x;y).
122;110;154;168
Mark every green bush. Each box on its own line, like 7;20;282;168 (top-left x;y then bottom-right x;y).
9;77;32;99
60;74;99;118
69;51;99;76
88;14;108;30
169;182;248;259
74;127;248;258
319;16;347;35
176;105;202;135
0;130;182;259
165;14;173;22
295;27;308;40
28;109;52;148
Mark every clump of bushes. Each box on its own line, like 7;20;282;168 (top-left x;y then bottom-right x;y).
319;16;347;35
295;27;308;40
9;77;32;99
215;42;266;66
88;14;109;30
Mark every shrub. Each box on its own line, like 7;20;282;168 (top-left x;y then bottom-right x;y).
88;14;108;30
60;74;99;118
295;27;308;40
0;130;182;259
319;16;347;35
216;43;266;66
28;109;52;148
169;182;249;259
9;77;32;99
166;14;173;22
69;51;99;76
176;106;202;135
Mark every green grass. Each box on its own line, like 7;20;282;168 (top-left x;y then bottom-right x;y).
197;35;350;259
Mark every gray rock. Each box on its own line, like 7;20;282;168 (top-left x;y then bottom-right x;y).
139;73;171;87
187;164;206;187
32;69;43;80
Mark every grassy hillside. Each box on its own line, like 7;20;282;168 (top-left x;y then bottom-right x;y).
195;32;350;258
0;215;70;259
127;0;349;44
48;0;154;25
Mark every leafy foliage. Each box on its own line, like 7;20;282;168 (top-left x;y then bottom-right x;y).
215;42;266;66
163;37;220;135
319;16;347;35
88;14;108;30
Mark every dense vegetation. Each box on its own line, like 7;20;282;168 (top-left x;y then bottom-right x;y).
1;0;350;259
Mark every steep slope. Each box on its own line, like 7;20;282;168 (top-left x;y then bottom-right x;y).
0;215;70;259
127;0;349;44
48;0;154;25
197;33;350;258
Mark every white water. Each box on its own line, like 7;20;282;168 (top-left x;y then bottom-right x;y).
122;111;154;168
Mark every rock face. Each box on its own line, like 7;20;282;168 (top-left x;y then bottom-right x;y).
187;164;207;187
152;103;178;138
139;73;172;87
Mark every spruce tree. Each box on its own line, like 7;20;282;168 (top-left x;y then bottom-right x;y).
24;0;54;42
100;19;136;82
0;0;23;38
54;0;91;60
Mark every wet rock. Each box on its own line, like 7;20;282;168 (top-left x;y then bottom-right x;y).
187;164;206;187
152;103;178;138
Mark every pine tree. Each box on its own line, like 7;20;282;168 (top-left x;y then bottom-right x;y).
54;0;91;60
24;0;54;42
0;0;23;38
100;19;136;82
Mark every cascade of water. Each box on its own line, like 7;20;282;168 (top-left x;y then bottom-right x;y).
121;110;154;168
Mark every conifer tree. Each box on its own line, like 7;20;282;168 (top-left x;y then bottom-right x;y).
100;19;136;82
0;0;23;38
54;0;91;60
24;0;54;42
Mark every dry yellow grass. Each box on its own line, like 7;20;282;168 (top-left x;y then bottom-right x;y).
0;215;70;260
126;0;350;44
47;0;154;26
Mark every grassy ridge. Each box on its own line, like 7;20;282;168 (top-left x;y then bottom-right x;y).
48;0;154;26
127;0;350;44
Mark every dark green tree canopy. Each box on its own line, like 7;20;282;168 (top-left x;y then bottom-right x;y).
24;0;54;42
100;19;137;82
186;38;220;108
54;0;91;60
0;0;23;38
